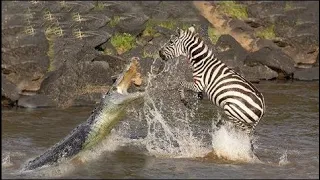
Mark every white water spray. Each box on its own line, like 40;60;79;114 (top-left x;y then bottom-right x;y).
209;112;260;163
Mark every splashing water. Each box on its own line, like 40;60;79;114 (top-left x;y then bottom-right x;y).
209;113;260;163
15;55;262;178
125;56;260;162
2;153;14;168
279;150;290;166
140;92;211;158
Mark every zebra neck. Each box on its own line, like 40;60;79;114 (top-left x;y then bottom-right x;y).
187;40;219;67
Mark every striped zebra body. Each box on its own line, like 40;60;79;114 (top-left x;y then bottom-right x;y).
159;26;265;135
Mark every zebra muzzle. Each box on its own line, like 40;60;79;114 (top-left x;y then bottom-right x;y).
159;50;167;61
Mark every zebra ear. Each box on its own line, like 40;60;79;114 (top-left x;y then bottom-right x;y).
176;27;184;36
188;26;195;33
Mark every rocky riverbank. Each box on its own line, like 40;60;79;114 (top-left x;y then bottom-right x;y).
2;1;319;108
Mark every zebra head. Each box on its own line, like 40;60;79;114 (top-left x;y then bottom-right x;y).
159;26;196;61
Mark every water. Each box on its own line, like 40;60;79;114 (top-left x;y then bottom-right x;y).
2;58;319;179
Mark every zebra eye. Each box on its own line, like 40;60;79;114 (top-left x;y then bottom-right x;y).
169;40;173;43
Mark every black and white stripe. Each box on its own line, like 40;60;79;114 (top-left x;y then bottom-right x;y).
159;26;265;135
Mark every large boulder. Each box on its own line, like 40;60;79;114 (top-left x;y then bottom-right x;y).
2;75;20;106
283;34;319;66
246;1;286;20
2;34;50;92
238;65;278;82
115;13;149;36
39;55;125;108
244;46;295;77
215;34;248;68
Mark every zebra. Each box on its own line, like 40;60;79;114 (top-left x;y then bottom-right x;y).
159;26;266;136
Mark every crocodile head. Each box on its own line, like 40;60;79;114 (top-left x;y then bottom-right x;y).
104;57;144;107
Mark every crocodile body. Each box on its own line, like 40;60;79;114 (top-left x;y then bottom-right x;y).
23;57;144;171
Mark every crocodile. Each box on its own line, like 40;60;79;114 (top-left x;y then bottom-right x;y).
23;57;144;171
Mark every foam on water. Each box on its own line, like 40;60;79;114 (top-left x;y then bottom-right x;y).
2;153;14;168
138;93;211;158
209;114;260;163
278;150;290;166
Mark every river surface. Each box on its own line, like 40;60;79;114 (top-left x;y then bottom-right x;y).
2;81;319;179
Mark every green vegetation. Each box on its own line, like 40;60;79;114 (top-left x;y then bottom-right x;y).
284;2;294;11
217;1;248;20
181;23;193;30
142;49;155;59
108;16;120;27
208;26;221;44
94;1;105;11
255;24;276;39
103;48;114;55
110;33;136;54
142;20;157;37
158;19;177;30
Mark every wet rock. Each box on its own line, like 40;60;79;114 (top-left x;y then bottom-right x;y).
229;19;254;34
274;14;296;39
39;55;123;108
2;42;50;92
244;18;262;28
18;94;57;108
239;65;278;82
215;35;248;68
247;1;286;19
115;13;149;36
151;1;199;19
293;67;319;81
244;47;295;77
284;34;319;65
256;39;281;49
71;14;111;31
139;0;162;17
313;53;319;67
1;75;20;106
73;93;104;107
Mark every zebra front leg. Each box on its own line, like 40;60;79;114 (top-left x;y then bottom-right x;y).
179;88;192;109
179;81;203;108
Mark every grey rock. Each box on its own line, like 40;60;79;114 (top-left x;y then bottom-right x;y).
294;67;319;81
229;19;254;34
116;13;149;36
314;53;319;67
39;55;125;108
285;34;319;65
2;41;49;92
244;46;295;76
247;2;285;19
274;14;296;38
71;14;111;31
215;35;248;68
256;39;281;49
239;65;278;81
1;75;21;102
73;93;104;107
18;94;57;108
